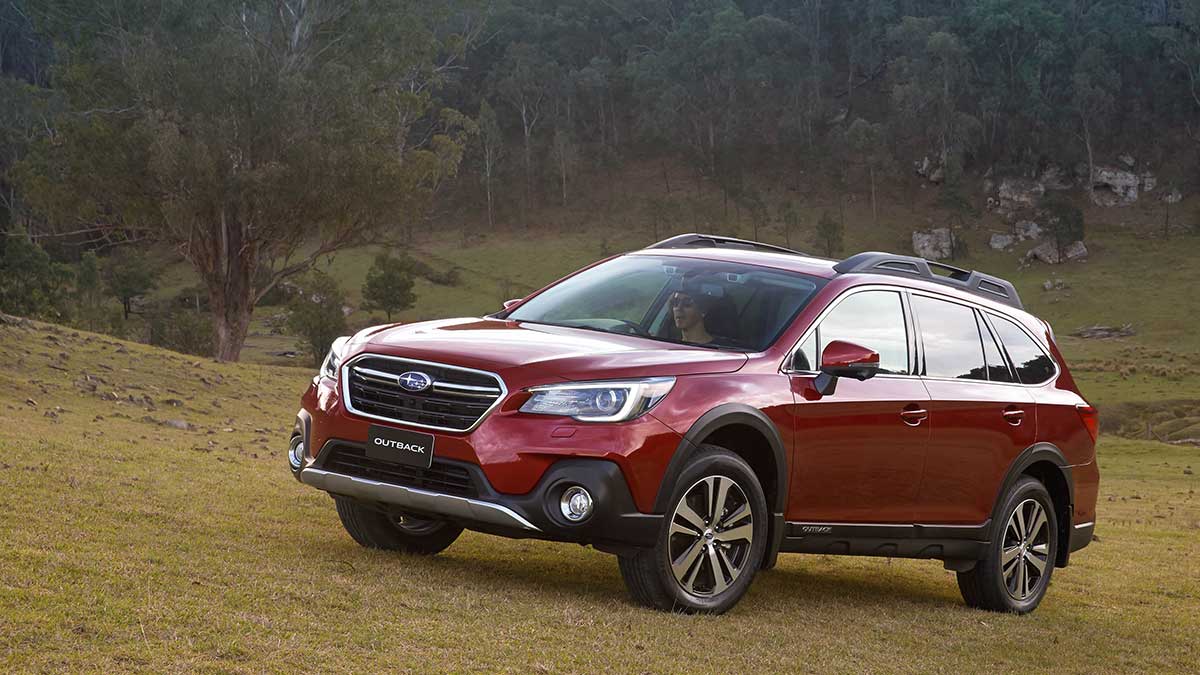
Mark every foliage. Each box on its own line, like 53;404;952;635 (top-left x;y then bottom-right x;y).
15;0;477;361
361;254;417;322
144;304;214;357
1043;198;1086;257
815;211;843;257
103;249;160;320
287;270;348;367
0;228;72;318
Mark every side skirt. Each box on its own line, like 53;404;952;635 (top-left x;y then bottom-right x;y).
779;521;991;562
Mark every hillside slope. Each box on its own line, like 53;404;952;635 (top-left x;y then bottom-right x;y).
2;316;1198;672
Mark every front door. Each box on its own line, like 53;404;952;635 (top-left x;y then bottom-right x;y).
786;289;931;524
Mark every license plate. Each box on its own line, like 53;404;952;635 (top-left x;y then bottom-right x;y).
366;424;434;469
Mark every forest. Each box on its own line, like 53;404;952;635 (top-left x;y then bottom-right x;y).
1;0;1199;359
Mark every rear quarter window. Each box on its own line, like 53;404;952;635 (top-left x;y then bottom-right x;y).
991;315;1057;384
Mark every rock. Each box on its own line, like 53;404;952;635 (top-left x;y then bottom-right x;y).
1042;280;1054;291
1090;166;1140;206
915;155;934;177
341;305;354;317
1162;188;1183;204
989;233;1016;251
163;419;192;431
1042;278;1070;292
1063;240;1088;261
24;398;37;407
928;167;945;184
115;344;128;354
1140;171;1157;192
1039;164;1073;191
1118;153;1136;168
1014;220;1042;241
1025;240;1087;264
1071;324;1136;339
164;399;184;407
912;228;954;260
998;178;1044;212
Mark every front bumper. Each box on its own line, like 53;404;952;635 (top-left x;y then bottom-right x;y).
298;439;662;553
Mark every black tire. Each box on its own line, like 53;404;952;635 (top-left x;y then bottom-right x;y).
957;476;1058;614
334;498;463;555
619;445;769;614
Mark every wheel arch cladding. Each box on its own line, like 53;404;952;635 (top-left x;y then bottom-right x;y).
653;403;788;515
993;443;1074;568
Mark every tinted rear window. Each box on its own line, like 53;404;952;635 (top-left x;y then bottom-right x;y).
991;316;1057;384
912;295;987;380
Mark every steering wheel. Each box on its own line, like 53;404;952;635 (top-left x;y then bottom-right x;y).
611;319;652;338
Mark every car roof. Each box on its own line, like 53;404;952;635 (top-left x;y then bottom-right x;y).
627;247;840;279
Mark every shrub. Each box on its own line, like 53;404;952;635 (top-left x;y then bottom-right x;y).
144;304;214;357
0;229;73;319
815;211;843;257
1043;198;1085;258
103;249;161;319
287;270;348;366
361;254;416;321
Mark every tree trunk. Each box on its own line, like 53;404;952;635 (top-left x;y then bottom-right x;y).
870;165;878;227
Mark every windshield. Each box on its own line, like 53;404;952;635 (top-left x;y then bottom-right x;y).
506;254;823;351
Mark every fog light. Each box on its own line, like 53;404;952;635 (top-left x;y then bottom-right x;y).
288;436;305;470
559;485;593;522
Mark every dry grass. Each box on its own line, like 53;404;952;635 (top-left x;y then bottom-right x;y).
2;319;1198;673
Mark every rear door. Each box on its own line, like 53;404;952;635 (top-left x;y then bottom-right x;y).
786;288;931;524
910;293;1036;524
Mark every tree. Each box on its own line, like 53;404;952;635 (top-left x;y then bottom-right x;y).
494;42;557;223
845;118;885;227
361;254;416;322
778;201;802;250
0;227;71;318
17;0;476;361
1071;48;1119;195
287;270;348;368
75;250;102;307
815;211;842;257
550;128;579;206
103;249;159;320
477;100;504;230
1043;198;1085;260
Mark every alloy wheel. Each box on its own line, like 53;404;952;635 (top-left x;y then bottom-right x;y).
1002;498;1051;600
667;475;754;597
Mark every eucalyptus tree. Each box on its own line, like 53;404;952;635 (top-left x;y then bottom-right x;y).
18;0;477;360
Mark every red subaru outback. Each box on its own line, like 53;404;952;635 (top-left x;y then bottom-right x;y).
289;234;1099;614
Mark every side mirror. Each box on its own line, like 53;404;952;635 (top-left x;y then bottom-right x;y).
813;340;881;396
502;298;524;310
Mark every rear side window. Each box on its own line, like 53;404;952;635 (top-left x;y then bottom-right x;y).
816;290;909;374
911;295;986;380
978;316;1016;383
991;316;1057;384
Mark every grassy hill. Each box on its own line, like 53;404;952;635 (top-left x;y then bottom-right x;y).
2;315;1198;672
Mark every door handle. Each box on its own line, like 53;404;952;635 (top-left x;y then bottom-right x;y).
1002;407;1026;425
900;405;928;426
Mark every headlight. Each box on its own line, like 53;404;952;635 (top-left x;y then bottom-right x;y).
321;336;351;380
520;377;675;422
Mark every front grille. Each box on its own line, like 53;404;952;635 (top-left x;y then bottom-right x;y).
321;444;478;497
345;355;504;431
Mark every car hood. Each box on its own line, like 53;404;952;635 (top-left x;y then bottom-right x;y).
358;318;747;384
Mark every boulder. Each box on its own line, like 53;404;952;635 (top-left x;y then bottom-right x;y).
928;166;945;184
1025;240;1087;265
998;178;1044;212
1039;164;1072;191
1090;166;1139;206
912;228;954;260
1118;153;1136;168
1014;220;1042;241
1162;188;1183;204
989;232;1016;251
1140;171;1157;192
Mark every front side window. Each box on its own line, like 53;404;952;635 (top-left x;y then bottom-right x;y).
912;295;987;380
507;255;822;352
991;315;1057;384
813;290;909;374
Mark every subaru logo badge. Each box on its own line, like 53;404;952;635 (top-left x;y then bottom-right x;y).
397;371;433;392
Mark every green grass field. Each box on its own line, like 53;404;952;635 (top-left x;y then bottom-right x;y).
3;315;1198;673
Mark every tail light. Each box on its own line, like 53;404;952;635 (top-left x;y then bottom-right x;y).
1076;404;1099;442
